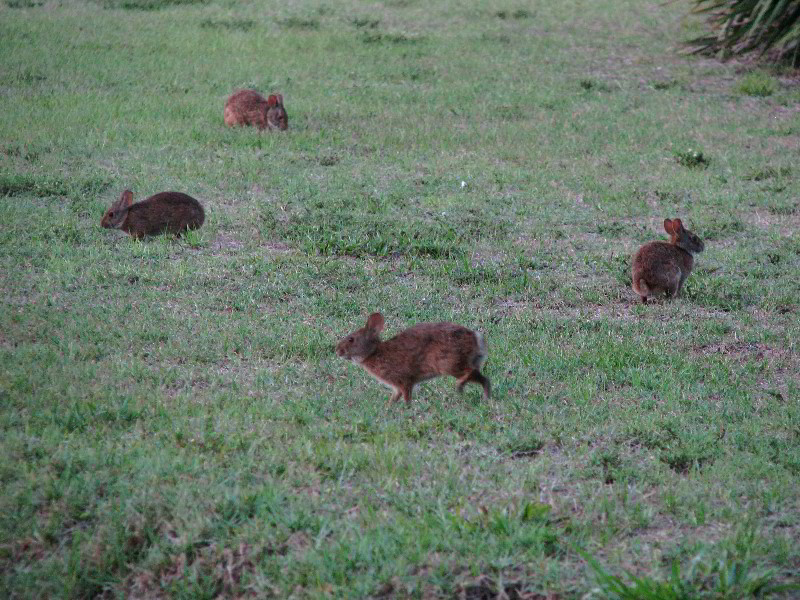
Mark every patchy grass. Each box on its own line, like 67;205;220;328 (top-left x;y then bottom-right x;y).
0;0;798;598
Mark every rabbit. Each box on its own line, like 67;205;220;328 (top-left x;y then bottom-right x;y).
223;90;288;131
632;218;704;303
100;190;205;239
335;312;491;405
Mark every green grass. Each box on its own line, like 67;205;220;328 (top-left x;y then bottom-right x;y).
737;71;779;97
1;0;798;598
582;536;799;599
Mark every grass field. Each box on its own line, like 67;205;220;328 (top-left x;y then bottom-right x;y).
1;0;799;598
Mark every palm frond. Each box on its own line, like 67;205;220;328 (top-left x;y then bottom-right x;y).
685;0;800;65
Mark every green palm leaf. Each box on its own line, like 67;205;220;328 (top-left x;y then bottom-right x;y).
685;0;800;65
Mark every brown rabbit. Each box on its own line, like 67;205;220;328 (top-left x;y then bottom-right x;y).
223;90;288;130
336;312;491;405
632;218;704;303
100;190;205;239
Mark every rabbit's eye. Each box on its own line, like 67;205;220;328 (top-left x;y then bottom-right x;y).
108;211;114;218
348;337;354;343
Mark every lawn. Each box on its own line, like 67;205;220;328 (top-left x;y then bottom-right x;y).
1;0;798;598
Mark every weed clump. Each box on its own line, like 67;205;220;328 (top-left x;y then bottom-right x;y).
360;31;418;44
100;0;207;9
737;71;778;96
199;19;256;32
580;78;613;92
582;545;798;599
277;17;320;30
495;9;532;19
743;166;790;181
6;0;44;7
351;17;380;29
675;148;710;169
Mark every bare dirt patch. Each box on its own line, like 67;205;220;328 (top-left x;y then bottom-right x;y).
692;341;790;363
456;574;559;600
768;102;800;121
262;240;293;253
1;536;49;567
749;209;800;236
538;301;637;321
281;531;311;556
211;232;244;253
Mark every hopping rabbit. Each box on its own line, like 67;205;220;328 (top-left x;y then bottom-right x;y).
336;312;491;405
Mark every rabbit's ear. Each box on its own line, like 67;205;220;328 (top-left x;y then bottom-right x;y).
121;190;134;208
663;219;674;234
276;94;283;106
267;95;278;107
366;312;385;333
672;218;683;231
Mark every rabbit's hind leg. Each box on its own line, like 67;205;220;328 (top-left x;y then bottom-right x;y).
657;265;682;299
633;278;650;302
401;384;413;406
457;370;491;399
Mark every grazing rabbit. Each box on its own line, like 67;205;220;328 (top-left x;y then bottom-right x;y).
223;90;288;130
632;218;704;303
336;312;491;405
100;190;205;239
